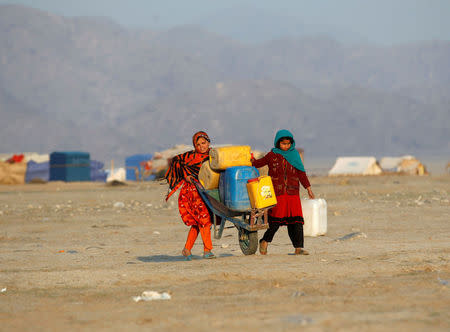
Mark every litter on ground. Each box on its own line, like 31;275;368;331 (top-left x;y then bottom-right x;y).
133;291;171;302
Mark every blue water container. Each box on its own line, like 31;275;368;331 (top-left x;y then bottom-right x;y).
219;166;259;211
49;152;90;182
125;154;153;181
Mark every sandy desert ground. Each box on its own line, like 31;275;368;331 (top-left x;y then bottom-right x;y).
0;174;449;331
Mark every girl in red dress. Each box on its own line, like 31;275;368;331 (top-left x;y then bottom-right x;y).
165;131;215;260
251;129;315;255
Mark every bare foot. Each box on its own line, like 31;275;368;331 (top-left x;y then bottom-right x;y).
181;248;191;257
259;240;268;255
294;248;309;255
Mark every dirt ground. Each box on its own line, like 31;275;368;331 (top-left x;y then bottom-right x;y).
0;174;449;331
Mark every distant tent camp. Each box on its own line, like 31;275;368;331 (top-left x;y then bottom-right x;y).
380;155;427;175
0;152;49;163
328;157;382;176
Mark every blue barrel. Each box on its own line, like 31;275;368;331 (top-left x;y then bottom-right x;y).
125;154;153;181
49;152;90;182
219;166;259;211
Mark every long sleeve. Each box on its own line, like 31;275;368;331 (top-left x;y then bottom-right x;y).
251;152;270;168
298;170;311;189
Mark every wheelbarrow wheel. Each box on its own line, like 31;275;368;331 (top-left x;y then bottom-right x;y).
238;227;258;255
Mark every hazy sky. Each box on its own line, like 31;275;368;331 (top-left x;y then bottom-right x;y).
0;0;449;44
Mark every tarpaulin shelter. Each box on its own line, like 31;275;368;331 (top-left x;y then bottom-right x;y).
125;154;153;181
328;157;382;176
0;160;27;184
0;153;49;163
25;159;106;183
90;160;107;182
26;161;49;183
49;152;90;182
379;157;403;172
106;167;126;183
380;155;427;175
397;157;427;175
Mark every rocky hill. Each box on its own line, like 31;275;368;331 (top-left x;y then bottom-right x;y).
0;5;448;162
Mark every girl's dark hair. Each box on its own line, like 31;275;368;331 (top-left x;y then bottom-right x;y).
276;136;293;148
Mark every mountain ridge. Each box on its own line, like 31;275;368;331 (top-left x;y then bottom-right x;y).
0;5;448;162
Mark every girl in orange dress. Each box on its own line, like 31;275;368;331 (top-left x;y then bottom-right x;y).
165;131;215;260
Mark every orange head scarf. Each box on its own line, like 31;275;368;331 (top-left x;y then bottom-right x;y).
192;131;210;151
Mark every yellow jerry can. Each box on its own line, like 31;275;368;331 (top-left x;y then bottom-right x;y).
209;145;252;171
246;176;277;209
198;160;221;189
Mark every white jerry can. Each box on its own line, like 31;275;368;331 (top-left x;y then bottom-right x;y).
301;198;327;237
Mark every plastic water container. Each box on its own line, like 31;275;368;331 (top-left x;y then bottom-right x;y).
209;146;252;170
205;189;221;202
246;176;277;209
301;198;327;237
219;166;259;211
199;161;221;189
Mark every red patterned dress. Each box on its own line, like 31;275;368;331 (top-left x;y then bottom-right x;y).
165;150;211;228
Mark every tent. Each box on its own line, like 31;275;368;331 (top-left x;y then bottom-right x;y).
328;157;382;176
379;157;403;172
0;161;27;184
125;154;153;181
0;152;48;163
397;157;427;175
106;167;126;183
90;160;108;182
49;151;90;182
380;155;427;175
25;160;107;183
25;161;50;183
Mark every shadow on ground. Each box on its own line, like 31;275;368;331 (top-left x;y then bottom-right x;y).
137;253;234;263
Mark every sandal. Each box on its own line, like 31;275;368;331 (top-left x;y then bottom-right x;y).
294;248;309;255
203;251;216;259
259;239;268;255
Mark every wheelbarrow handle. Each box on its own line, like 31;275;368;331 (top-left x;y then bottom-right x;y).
192;178;205;190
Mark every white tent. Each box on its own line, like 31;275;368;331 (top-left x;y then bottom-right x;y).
106;167;126;183
380;155;427;175
328;157;382;176
0;152;49;163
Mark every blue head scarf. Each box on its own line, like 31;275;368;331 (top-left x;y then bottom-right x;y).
271;129;305;172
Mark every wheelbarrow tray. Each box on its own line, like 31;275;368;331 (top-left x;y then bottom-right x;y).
195;182;270;239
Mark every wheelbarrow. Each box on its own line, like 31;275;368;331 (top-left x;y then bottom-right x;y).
194;181;272;255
